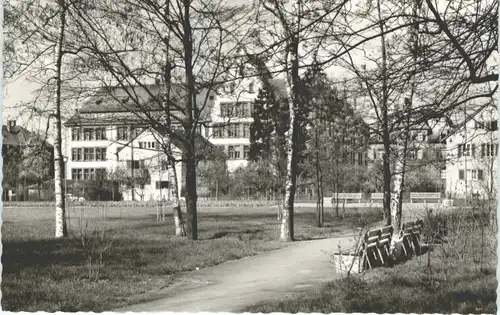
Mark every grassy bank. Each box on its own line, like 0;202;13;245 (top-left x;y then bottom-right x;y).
245;257;496;313
2;204;381;311
245;215;497;314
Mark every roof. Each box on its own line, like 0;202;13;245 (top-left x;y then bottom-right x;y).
66;84;216;126
2;124;52;147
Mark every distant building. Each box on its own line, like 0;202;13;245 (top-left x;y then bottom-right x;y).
63;84;218;201
442;107;498;199
2;120;54;201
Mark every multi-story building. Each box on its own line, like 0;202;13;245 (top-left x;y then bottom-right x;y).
63;84;216;201
442;107;498;199
206;79;258;172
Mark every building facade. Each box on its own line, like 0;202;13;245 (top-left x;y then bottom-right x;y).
443;108;498;199
63;84;216;201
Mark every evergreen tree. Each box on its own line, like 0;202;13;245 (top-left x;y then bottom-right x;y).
249;86;278;161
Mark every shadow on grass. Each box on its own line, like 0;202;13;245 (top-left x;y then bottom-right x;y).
2;238;84;274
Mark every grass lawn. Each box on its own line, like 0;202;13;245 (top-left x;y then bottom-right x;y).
2;204;381;311
245;227;497;314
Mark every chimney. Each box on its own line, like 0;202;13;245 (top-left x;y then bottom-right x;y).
7;120;16;132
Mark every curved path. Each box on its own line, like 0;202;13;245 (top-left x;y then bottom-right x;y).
115;235;358;312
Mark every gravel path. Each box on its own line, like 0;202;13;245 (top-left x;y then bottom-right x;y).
115;235;358;312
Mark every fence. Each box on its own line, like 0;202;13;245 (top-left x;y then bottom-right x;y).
3;199;279;208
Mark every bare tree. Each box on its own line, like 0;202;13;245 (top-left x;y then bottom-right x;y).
69;0;257;240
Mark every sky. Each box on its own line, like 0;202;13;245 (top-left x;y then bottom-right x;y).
3;0;497;136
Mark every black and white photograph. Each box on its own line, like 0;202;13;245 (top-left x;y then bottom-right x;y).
2;0;498;312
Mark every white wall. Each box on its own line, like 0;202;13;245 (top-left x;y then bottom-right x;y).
444;116;498;199
64;122;183;201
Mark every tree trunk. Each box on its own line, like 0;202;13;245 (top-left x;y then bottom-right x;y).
315;119;324;227
169;160;186;236
181;0;199;241
184;152;198;240
378;0;391;226
390;152;404;249
280;31;300;242
54;0;68;238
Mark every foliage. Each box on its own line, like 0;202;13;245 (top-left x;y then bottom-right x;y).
197;156;230;198
301;69;370;195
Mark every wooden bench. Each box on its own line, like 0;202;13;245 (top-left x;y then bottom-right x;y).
360;225;393;271
378;225;393;258
360;229;382;270
370;193;384;203
409;192;441;203
401;219;424;256
331;193;363;204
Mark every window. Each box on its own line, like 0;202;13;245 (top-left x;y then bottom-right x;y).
244;145;250;159
373;150;377;160
72;128;81;141
72;148;83;161
249;82;255;93
83;168;91;180
461;144;471;157
133;127;144;138
126;160;141;169
213;125;224;138
484;143;496;157
84;148;94;161
95;127;107;140
83;128;94;141
472;169;477;180
228;124;238;138
484;120;498;131
139;142;144;149
478;169;484;181
459;169;464;180
234;145;241;159
117;127;129;140
243;123;250;138
234;103;242;117
72;168;83;180
235;124;241;138
220;103;227;116
228;145;235;159
155;181;169;189
357;152;363;165
241;102;249;117
95;148;106;161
